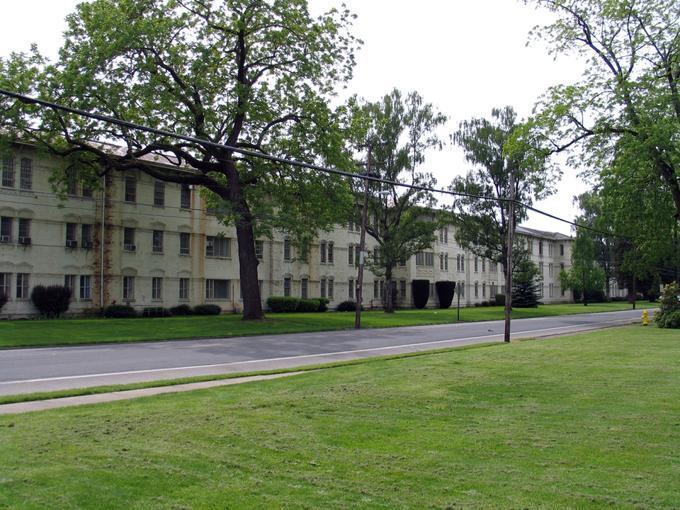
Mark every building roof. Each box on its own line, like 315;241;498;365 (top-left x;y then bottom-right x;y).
516;225;572;241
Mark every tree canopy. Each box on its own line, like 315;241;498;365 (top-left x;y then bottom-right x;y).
0;0;361;319
525;0;680;223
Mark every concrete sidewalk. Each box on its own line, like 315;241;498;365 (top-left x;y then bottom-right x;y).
0;371;305;415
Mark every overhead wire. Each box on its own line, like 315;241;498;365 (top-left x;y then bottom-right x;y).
0;88;625;239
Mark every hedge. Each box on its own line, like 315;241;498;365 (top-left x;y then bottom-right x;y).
411;280;430;309
103;304;137;318
267;296;301;313
31;285;72;318
169;304;193;316
435;281;455;309
298;298;321;313
193;304;222;315
336;300;358;312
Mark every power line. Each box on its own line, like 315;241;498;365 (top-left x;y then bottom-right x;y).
0;88;618;239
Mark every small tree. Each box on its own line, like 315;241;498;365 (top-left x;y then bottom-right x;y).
31;285;72;318
512;259;542;308
655;282;680;329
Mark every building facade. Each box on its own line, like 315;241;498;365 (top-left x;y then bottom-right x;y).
0;145;573;317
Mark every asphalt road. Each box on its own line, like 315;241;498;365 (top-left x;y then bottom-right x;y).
0;309;646;396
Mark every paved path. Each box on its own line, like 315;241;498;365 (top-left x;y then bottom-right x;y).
0;372;304;415
0;309;647;396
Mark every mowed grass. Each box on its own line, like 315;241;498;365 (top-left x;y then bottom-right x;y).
0;300;649;348
1;326;678;509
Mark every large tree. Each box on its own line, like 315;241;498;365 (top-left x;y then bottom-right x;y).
450;106;558;279
0;0;360;320
525;0;680;224
351;89;447;313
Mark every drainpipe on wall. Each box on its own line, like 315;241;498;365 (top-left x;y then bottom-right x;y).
99;174;106;312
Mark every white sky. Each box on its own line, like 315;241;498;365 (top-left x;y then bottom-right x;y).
0;0;590;235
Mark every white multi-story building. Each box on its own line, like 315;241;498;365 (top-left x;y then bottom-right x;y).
0;144;573;317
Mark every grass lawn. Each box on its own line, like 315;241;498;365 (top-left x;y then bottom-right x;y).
1;325;678;508
0;300;651;349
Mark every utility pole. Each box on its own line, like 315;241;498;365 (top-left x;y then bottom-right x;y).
504;170;516;343
355;145;373;329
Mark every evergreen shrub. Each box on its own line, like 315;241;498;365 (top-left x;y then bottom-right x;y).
31;285;72;318
435;281;455;309
103;304;137;318
169;304;193;316
655;282;680;329
411;280;430;309
0;293;7;313
298;299;321;313
193;304;222;315
336;300;358;312
267;296;301;313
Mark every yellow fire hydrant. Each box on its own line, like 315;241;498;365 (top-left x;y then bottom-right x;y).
642;309;649;326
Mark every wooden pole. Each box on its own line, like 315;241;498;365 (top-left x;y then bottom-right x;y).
504;170;516;343
355;146;372;329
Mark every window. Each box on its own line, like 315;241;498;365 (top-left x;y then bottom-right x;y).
18;218;30;242
124;228;136;251
440;254;445;271
66;223;77;246
490;261;498;273
399;258;406;267
0;273;11;298
374;280;379;300
539;262;544;277
549;283;554;298
66;168;78;195
459;281;465;298
1;157;14;187
19;158;32;190
123;276;135;300
179;233;191;255
474;257;479;273
560;244;565;256
348;278;355;300
538;240;544;256
153;181;165;207
400;280;406;300
456;255;461;272
549;263;554;278
301;277;309;299
180;185;191;209
527;239;534;254
124;175;136;203
206;236;229;257
328;278;334;299
16;273;29;299
439;227;448;244
255;240;264;260
320;241;327;263
1;217;13;242
482;259;486;273
327;242;334;264
152;277;163;300
548;242;554;257
474;282;479;298
283;239;291;261
80;275;92;300
82;185;93;198
152;230;164;253
283;277;292;297
560;263;565;272
206;279;229;300
415;252;434;267
179;278;190;300
348;244;354;265
320;277;327;298
81;224;93;248
482;282;486;298
64;274;76;293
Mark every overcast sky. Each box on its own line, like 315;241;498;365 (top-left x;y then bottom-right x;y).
0;0;590;235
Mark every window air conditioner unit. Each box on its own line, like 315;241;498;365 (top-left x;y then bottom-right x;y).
124;243;137;252
18;237;31;245
0;235;10;243
83;241;93;249
66;239;78;248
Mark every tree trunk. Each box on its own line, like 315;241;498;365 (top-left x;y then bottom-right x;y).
224;160;264;321
384;266;395;314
